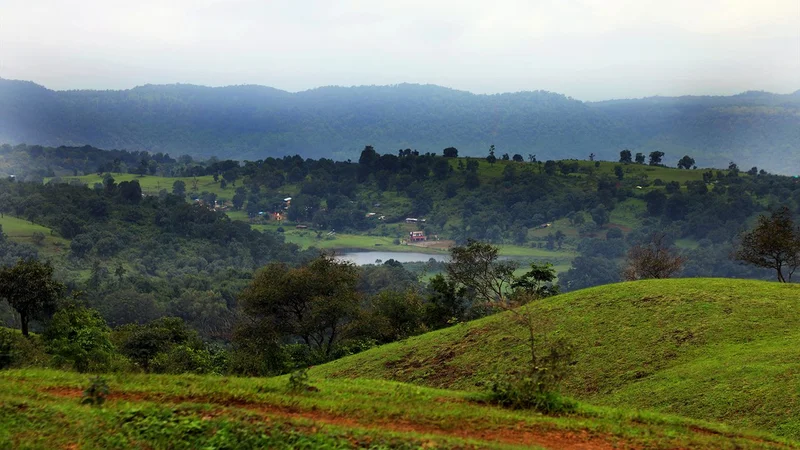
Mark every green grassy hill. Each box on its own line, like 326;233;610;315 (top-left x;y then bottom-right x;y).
1;369;793;449
0;215;69;256
313;279;800;439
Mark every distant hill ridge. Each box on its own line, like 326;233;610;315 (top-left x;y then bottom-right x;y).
1;78;798;174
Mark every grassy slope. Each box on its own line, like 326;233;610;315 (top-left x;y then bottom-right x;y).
0;369;792;449
49;173;236;198
314;279;800;439
0;215;69;256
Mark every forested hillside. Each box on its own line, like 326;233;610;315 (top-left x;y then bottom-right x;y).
1;79;798;174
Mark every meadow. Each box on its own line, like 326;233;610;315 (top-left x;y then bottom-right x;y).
0;368;792;449
314;278;800;440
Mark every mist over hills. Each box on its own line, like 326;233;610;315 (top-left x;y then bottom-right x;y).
1;78;798;174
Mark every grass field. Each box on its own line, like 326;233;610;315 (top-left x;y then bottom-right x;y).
314;278;800;440
1;369;792;449
48;173;249;200
0;215;69;256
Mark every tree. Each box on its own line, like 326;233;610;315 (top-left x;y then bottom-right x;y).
512;154;524;162
44;303;115;372
0;259;65;336
735;206;800;282
446;240;517;305
486;145;497;165
589;153;595;162
172;180;186;197
623;233;686;280
619;150;632;163
635;153;646;164
648;151;665;166
443;147;458;158
237;254;360;356
511;263;559;300
501;153;510;161
614;165;624;180
424;274;471;329
591;205;610;227
677;155;695;170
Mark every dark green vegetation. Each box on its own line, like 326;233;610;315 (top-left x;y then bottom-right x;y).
314;279;800;440
2;79;799;173
0;368;794;449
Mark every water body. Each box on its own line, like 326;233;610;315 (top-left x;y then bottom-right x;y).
337;251;449;266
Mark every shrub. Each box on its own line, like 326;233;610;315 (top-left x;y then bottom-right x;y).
44;305;118;373
0;328;49;369
149;345;215;374
81;376;109;406
287;367;318;393
487;377;576;413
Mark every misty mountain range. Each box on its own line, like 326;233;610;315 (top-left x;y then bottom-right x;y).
1;78;798;174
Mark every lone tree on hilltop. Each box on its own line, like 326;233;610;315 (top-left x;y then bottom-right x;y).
623;233;686;280
619;149;632;163
648;151;665;166
735;206;800;282
677;155;695;170
0;259;65;336
486;145;497;165
442;147;458;158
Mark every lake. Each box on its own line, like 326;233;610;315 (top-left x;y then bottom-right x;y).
336;251;449;266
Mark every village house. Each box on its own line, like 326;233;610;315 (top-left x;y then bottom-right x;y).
409;231;426;242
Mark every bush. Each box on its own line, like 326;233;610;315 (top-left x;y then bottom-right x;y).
44;305;118;373
287;367;318;393
81;376;109;406
487;377;576;413
486;336;576;414
149;345;215;374
0;328;49;369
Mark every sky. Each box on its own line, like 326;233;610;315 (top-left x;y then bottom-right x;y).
0;0;798;101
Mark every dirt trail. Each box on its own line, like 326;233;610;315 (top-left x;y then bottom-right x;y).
41;387;620;449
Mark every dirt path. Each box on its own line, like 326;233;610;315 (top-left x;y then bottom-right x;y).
41;387;620;449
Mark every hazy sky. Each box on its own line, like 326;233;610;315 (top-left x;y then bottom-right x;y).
1;0;798;100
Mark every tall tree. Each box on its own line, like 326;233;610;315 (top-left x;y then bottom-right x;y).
447;240;517;305
237;254;360;356
619;149;632;163
677;155;695;170
735;206;800;282
649;151;665;166
0;259;65;336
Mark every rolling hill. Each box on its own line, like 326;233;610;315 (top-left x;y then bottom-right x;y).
1;79;798;174
1;368;793;449
313;278;800;439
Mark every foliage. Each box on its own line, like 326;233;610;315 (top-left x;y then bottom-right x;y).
735;206;800;282
446;240;517;305
0;259;65;336
0;328;49;369
237;254;361;357
81;375;110;406
43;304;118;372
287;367;318;393
623;233;686;280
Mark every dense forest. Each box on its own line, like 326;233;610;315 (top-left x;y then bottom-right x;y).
1;143;798;375
1;79;799;174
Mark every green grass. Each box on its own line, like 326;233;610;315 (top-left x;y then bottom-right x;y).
48;173;236;199
0;369;791;449
313;278;800;440
0;215;69;256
